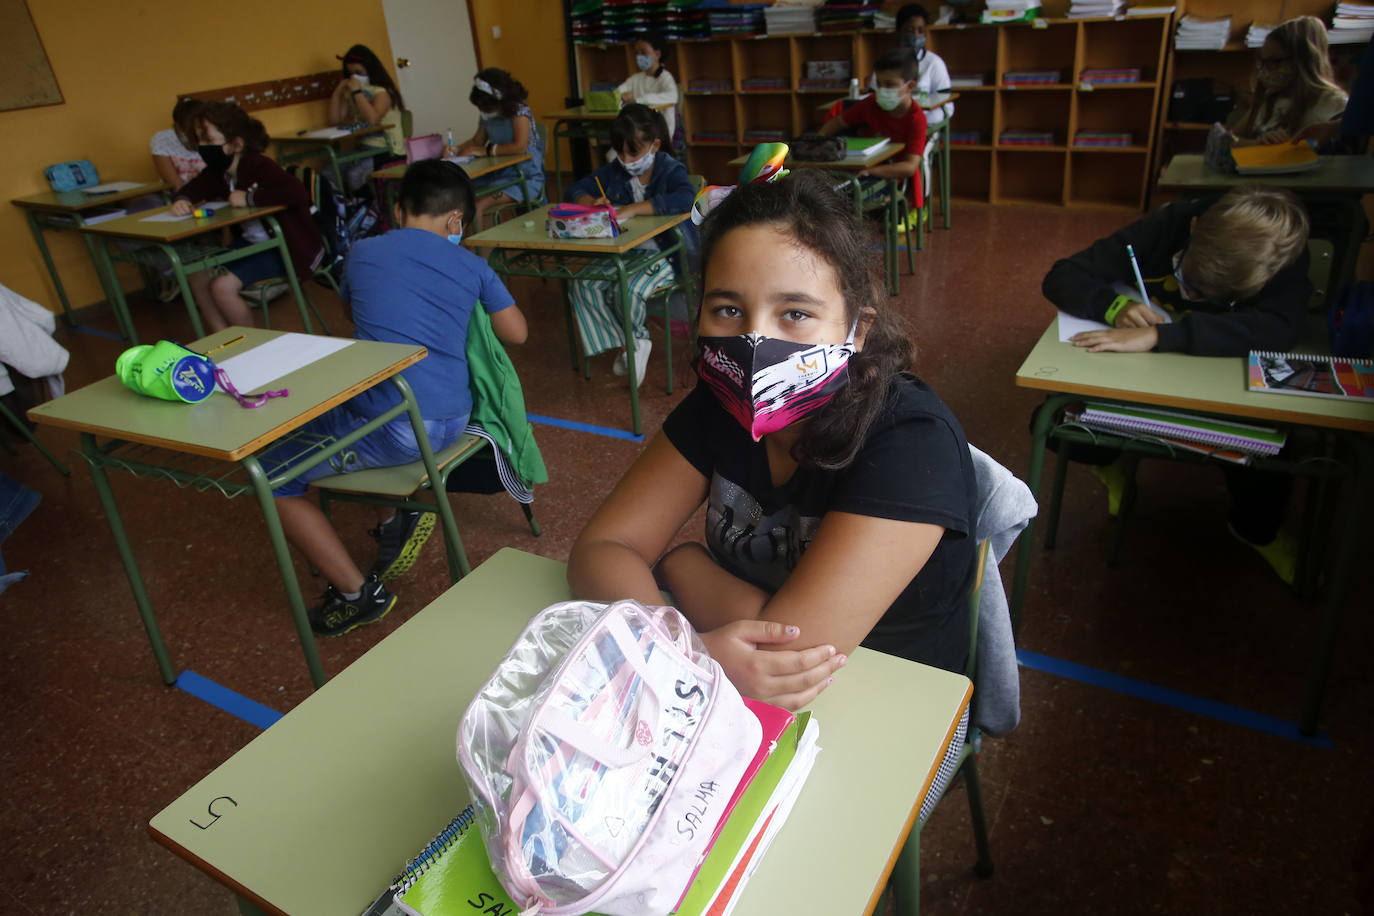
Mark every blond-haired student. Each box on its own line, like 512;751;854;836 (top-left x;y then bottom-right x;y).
1234;16;1348;146
1041;186;1312;585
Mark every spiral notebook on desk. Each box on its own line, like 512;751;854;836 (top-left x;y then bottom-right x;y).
1248;351;1374;402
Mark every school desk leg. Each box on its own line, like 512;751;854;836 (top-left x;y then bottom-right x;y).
892;818;921;916
553;120;567;203
242;455;328;690
940;122;952;230
84;434;176;684
1298;435;1368;735
1009;393;1072;634
617;259;642;437
88;234;139;345
392;374;470;582
160;244;205;341
265;216;316;334
25;211;81;327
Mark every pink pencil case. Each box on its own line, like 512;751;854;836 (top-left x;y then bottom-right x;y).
547;203;621;239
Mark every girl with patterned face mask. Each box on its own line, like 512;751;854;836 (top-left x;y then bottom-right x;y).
568;166;979;715
1233;16;1348;147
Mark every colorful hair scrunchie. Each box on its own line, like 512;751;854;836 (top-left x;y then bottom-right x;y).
690;142;790;226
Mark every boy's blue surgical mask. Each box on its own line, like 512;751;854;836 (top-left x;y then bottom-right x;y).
636;53;655;72
875;86;905;111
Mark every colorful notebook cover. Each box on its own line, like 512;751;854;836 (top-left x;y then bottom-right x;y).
1248;351;1374;402
1231;142;1320;174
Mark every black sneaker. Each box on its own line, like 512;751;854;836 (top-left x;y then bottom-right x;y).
308;577;397;637
368;510;436;582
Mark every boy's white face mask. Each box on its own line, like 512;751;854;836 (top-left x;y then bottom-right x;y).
876;87;905;111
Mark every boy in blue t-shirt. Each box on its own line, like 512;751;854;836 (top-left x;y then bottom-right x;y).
264;159;527;636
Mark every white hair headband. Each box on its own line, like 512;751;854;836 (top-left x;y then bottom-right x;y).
473;77;503;100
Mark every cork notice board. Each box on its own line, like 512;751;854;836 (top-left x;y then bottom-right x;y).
0;0;63;111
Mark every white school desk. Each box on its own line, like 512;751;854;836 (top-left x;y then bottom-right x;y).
150;548;972;916
1010;318;1374;734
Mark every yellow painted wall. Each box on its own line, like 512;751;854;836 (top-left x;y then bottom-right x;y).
469;0;573;179
2;0;393;313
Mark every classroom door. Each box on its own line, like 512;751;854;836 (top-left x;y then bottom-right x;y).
382;0;480;145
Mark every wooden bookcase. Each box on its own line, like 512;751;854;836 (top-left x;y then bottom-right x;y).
574;15;1171;210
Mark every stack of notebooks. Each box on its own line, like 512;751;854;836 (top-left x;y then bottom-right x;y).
740;76;788;91
1245;22;1274;47
1125;4;1176;14
950;72;989;87
707;5;766;35
1248;351;1374;401
366;703;822;916
1064;402;1287;465
1004;70;1062;85
763;4;816;34
743;126;789;142
662;8;711;39
1330;1;1374;43
815;2;882;32
1000;129;1056;145
949;129;985;145
1073;131;1134;147
981;0;1043;22
1174;15;1231;49
1080;67;1141;84
689;78;733;93
1068;0;1126;18
844;136;893;161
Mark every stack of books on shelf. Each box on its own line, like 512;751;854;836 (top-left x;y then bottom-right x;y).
1004;70;1062;85
949;129;985;145
1000;129;1056;145
1068;0;1125;18
744;126;789;142
662;7;711;39
763;4;816;34
981;0;1043;22
571;0;675;43
801;59;850;92
369;705;822;916
741;76;789;91
1245;22;1274;47
1063;402;1287;465
874;9;896;28
707;5;766;35
1073;130;1134;147
1174;15;1231;49
1125;4;1176;14
950;72;989;87
691;129;737;143
815;2;882;31
1330;2;1374;43
1079;67;1142;84
688;77;733;93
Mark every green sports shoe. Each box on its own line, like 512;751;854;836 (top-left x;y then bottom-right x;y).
368;510;436;583
308;577;396;637
1228;525;1298;587
1090;457;1130;517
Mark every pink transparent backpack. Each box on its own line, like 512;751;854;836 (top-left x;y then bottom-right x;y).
458;599;761;916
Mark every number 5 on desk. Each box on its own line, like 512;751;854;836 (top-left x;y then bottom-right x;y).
190;795;237;829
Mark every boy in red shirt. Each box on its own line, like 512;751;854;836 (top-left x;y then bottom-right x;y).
818;48;927;207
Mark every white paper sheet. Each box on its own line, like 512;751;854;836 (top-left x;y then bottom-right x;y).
443;154;477;165
82;181;147;194
82;209;128;225
140;201;231;222
301;127;353;139
1057;291;1172;342
214;334;355;394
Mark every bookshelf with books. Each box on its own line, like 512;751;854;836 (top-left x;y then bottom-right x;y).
573;16;1169;204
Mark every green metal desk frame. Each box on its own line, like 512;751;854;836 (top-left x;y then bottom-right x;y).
86;213;315;344
77;372;456;690
547;110;617;203
273;130;386;200
1009;390;1371;736
484;224;694;437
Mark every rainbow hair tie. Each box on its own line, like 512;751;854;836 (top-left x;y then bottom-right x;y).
691;142;790;226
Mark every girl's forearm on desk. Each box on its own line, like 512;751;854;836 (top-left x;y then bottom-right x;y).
567;540;665;607
658;543;768;631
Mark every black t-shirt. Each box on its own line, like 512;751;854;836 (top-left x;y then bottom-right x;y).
662;374;976;674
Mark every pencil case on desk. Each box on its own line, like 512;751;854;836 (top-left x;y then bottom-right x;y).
547;203;621;239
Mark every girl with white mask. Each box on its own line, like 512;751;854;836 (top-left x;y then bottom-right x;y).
616;33;679;144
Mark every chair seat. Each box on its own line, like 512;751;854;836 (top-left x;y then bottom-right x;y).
241;278;290;303
310;433;485;498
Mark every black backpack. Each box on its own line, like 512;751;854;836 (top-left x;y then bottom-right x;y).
290;165;379;284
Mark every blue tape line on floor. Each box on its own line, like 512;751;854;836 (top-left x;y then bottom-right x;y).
1016;649;1332;748
70;324;124;341
175;670;283;730
527;413;644;442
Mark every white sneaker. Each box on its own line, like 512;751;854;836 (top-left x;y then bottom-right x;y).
612;350;628;376
628;337;651;388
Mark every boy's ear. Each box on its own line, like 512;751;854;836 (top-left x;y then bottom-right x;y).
393;202;404;227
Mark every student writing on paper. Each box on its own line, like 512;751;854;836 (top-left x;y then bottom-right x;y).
258;160;527;636
169;102;324;333
1040;185;1312;584
445;69;546;230
818;48;927;209
1045;185;1311;356
564;104;697;386
1231;17;1348;146
568;170;976;710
